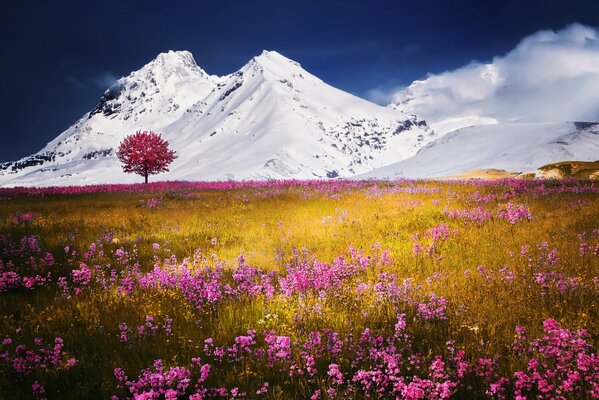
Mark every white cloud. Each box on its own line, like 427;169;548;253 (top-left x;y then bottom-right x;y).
391;23;599;133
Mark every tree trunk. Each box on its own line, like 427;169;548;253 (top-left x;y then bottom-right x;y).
144;173;148;184
144;166;148;184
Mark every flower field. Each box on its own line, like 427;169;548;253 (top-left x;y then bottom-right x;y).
0;179;597;399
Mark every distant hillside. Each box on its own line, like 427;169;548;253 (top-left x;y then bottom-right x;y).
361;122;599;179
521;160;599;179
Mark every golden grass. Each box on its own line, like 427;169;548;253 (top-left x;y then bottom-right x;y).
0;180;597;398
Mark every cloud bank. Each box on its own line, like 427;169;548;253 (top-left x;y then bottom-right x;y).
392;24;599;133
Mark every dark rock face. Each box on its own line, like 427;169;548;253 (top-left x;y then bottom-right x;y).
391;116;430;135
574;122;599;130
393;120;416;135
89;84;124;118
219;80;243;101
82;149;113;160
8;152;56;172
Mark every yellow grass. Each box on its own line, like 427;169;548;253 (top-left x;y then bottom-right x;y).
0;180;597;398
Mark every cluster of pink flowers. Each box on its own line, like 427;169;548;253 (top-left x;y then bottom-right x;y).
2;234;41;257
578;232;599;259
0;335;76;398
371;273;448;321
132;262;226;311
2;336;62;375
444;206;492;225
231;256;276;299
516;241;597;295
365;184;442;198
533;270;582;294
71;263;92;289
10;212;34;224
412;223;457;261
113;359;192;399
110;316;599;399
0;234;53;293
498;203;533;224
445;202;535;226
417;293;448;320
102;245;391;317
279;248;371;297
512;319;599;399
119;315;173;343
471;191;496;205
0;266;21;292
140;197;162;209
113;357;250;399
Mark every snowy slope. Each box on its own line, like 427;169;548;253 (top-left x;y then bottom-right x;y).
360;122;599;179
0;51;220;186
164;51;435;180
0;51;435;186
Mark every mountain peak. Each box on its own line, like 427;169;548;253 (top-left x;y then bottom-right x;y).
127;50;210;86
257;49;289;59
153;50;197;66
251;50;302;69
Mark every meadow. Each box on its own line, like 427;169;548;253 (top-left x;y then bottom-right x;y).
0;179;597;399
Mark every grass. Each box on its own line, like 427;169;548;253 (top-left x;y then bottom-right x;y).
0;179;597;399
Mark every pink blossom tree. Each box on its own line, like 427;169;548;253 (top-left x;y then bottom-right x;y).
116;131;176;183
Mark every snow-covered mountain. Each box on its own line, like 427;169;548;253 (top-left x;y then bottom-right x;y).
360;122;599;179
0;50;435;186
373;25;599;180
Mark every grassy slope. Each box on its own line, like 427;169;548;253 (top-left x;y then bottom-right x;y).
537;161;599;179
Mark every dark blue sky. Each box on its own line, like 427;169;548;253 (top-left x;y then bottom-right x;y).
1;0;598;162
